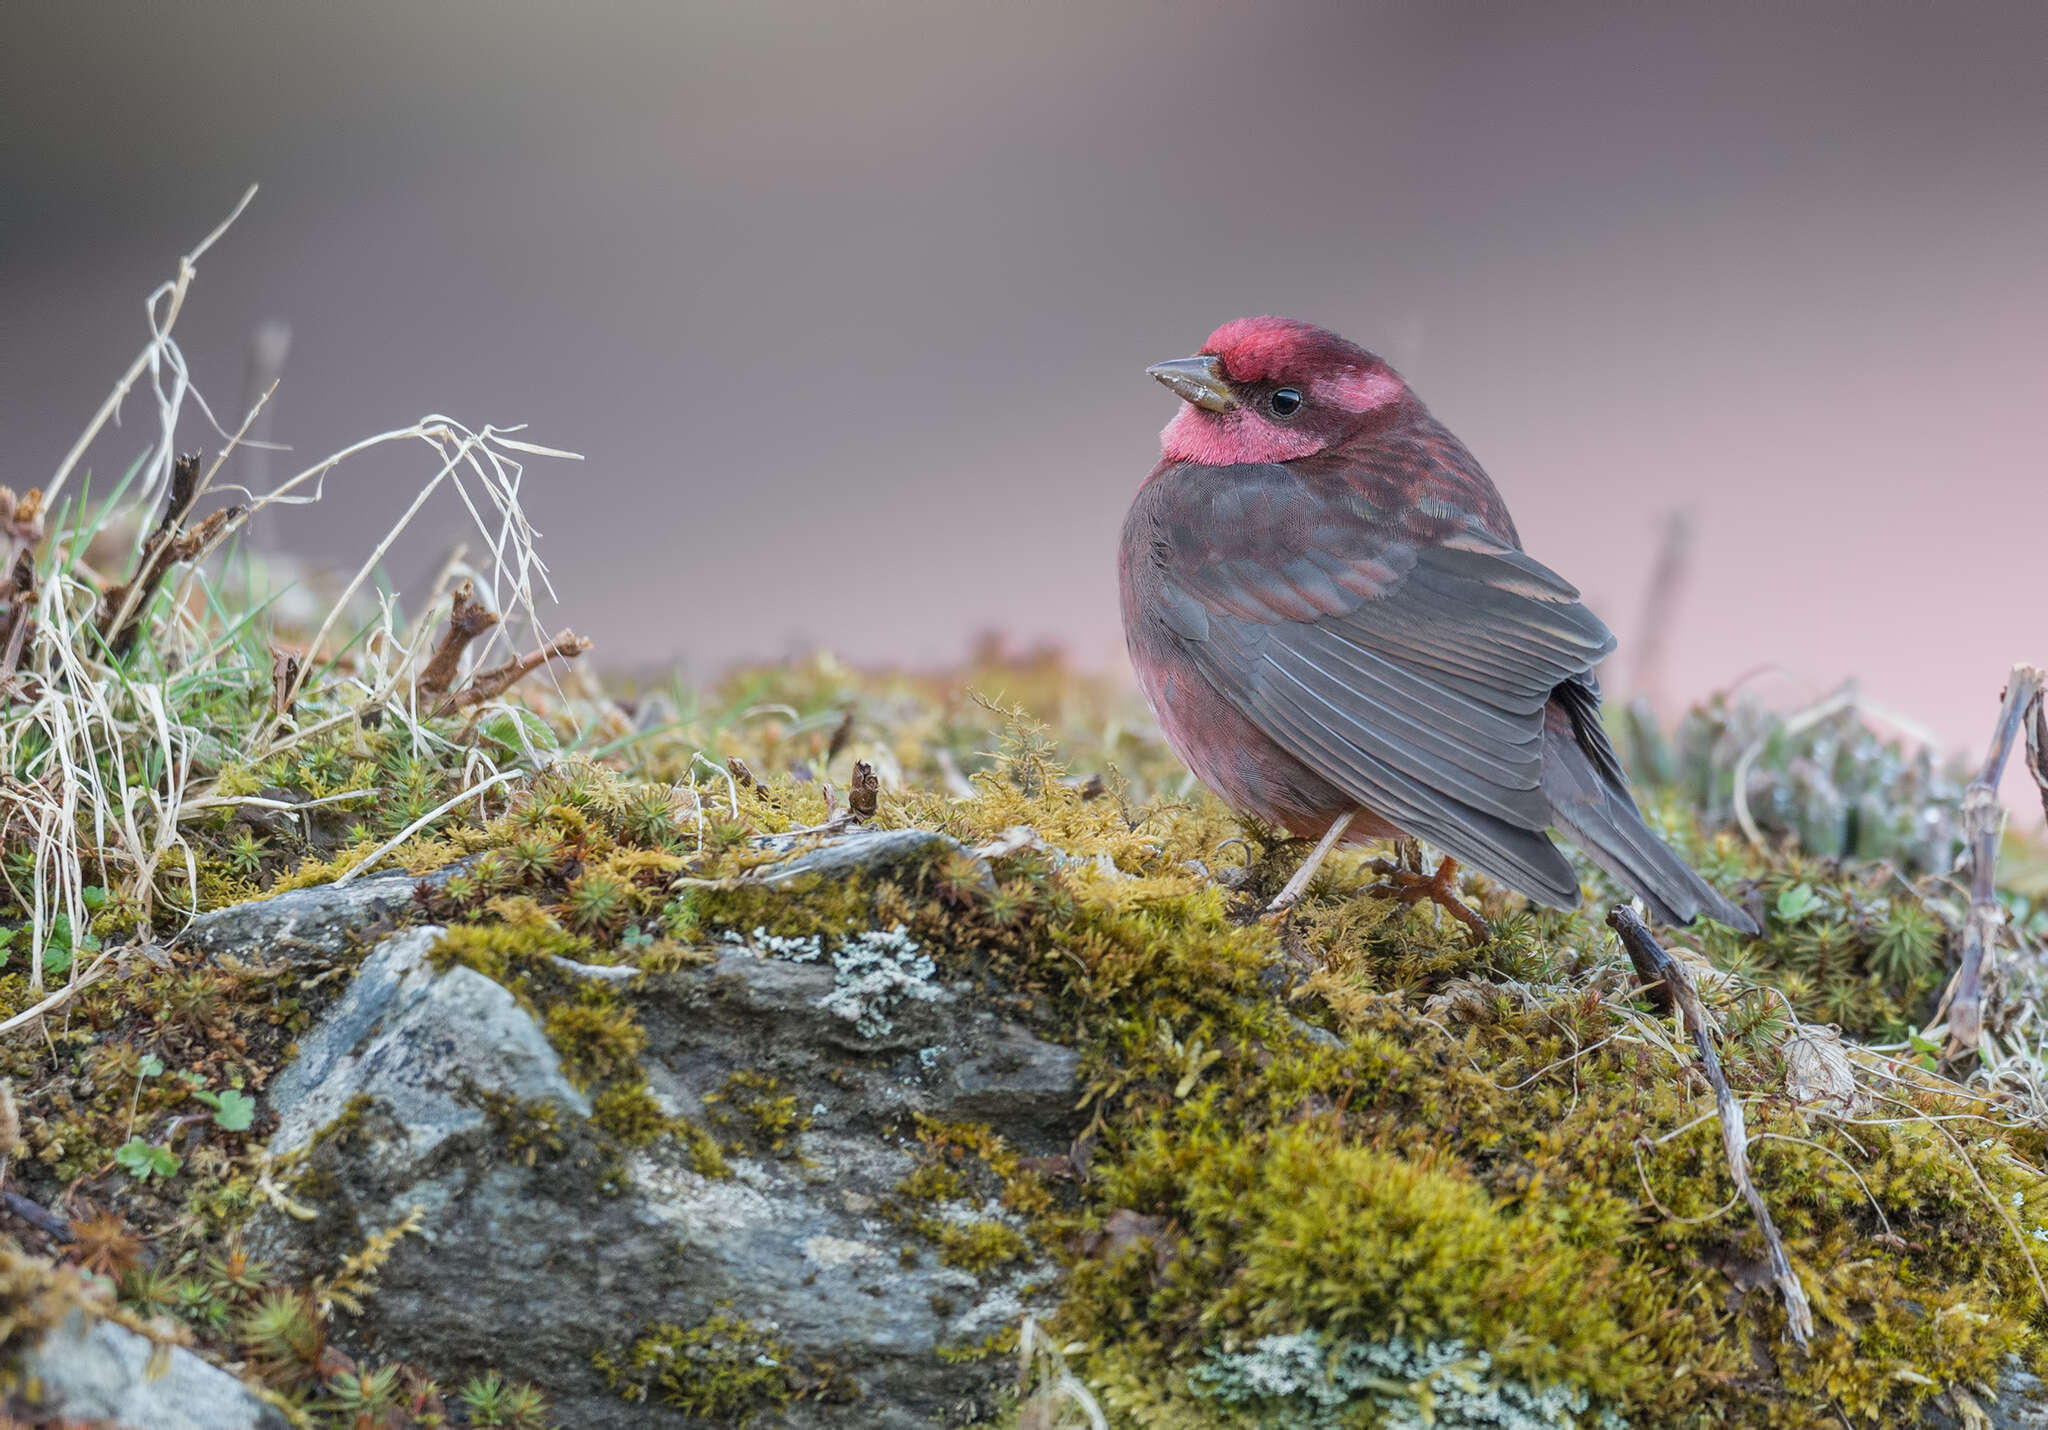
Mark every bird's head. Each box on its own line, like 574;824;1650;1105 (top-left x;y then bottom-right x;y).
1149;316;1410;467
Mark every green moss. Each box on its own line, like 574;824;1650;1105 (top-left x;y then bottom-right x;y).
935;1325;1019;1364
706;1070;812;1156
934;1219;1032;1275
592;1310;795;1422
589;1080;671;1147
543;1000;647;1090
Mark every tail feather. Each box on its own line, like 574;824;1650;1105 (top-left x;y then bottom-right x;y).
1542;704;1757;935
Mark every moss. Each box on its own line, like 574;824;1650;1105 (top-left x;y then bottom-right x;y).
935;1325;1020;1364
934;1219;1033;1275
589;1079;672;1147
478;1094;571;1167
587;1078;726;1177
706;1070;812;1156
543;999;647;1089
592;1310;796;1422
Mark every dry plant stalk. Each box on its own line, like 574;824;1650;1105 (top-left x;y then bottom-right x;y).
2;185;582;1029
1015;1315;1107;1430
434;629;591;715
415;579;498;698
269;649;303;720
1608;904;1814;1346
0;486;45;686
1947;663;2046;1055
848;759;880;821
96;453;248;657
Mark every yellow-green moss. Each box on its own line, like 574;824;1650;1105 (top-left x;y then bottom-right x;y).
592;1310;795;1422
934;1219;1032;1275
542;1000;647;1090
706;1071;812;1156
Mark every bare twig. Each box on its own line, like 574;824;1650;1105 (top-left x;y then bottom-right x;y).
1946;664;2045;1055
97;453;249;657
1627;510;1691;709
848;760;880;821
415;580;499;697
2028;690;2048;827
436;630;591;714
1608;905;1813;1346
0;487;46;673
269;649;303;721
1;1190;73;1243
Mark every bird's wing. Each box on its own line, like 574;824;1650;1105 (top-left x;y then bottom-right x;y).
1130;458;1616;904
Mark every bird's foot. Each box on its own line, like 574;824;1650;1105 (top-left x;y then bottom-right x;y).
1363;853;1492;944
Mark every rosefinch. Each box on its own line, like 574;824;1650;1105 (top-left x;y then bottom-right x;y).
1119;316;1755;937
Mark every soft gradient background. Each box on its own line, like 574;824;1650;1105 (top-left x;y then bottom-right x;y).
5;2;2044;808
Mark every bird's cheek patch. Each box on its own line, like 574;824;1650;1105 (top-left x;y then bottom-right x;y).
1321;368;1405;413
1160;407;1321;466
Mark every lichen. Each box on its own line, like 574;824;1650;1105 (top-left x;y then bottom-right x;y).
1190;1331;1623;1429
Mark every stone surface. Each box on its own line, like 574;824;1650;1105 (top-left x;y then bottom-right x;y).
239;830;1083;1428
1922;1362;2048;1429
265;925;590;1163
180;862;468;962
751;826;963;884
6;1310;290;1430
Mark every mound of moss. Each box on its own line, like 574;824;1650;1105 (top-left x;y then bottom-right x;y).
5;655;2045;1429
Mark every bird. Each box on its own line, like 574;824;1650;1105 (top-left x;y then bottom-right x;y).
1118;316;1757;939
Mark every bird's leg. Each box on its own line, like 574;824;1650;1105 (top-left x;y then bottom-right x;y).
1362;851;1493;944
1263;811;1355;918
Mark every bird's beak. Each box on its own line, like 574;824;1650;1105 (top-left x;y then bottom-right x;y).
1147;354;1236;412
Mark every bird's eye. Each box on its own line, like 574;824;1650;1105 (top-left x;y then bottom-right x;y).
1269;388;1303;418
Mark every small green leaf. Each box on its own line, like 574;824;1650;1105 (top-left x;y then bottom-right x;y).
114;1138;181;1181
81;885;108;910
40;944;74;977
138;1054;165;1078
1774;884;1819;922
208;1089;256;1132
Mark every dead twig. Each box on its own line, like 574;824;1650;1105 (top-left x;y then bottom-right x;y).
848;760;880;821
2028;687;2048;827
269;649;303;721
1946;664;2045;1056
415;579;499;698
1627;509;1691;709
96;453;248;657
0;486;48;686
1608;904;1813;1346
435;630;590;715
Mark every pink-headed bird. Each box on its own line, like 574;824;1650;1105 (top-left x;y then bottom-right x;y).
1118;316;1755;937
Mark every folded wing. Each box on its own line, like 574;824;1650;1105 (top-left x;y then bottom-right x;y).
1131;459;1615;907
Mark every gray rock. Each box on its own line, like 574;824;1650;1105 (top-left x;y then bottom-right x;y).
6;1310;290;1430
1922;1362;2048;1429
250;832;1083;1429
266;925;590;1164
180;861;468;962
752;826;963;885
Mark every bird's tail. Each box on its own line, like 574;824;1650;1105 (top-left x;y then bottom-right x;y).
1542;712;1758;935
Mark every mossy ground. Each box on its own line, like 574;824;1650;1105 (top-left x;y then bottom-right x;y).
4;650;2046;1429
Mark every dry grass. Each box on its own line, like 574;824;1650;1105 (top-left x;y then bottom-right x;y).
0;188;589;1029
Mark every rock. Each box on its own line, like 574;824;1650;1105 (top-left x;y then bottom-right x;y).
265;925;590;1164
6;1310;289;1430
1921;1362;2048;1429
750;826;963;884
248;832;1083;1428
181;862;469;963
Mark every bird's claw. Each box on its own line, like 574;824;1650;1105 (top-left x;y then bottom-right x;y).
1362;855;1492;944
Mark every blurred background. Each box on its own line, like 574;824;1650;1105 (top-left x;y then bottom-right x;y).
4;1;2044;807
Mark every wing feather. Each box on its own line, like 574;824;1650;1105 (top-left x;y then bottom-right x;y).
1131;458;1614;907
